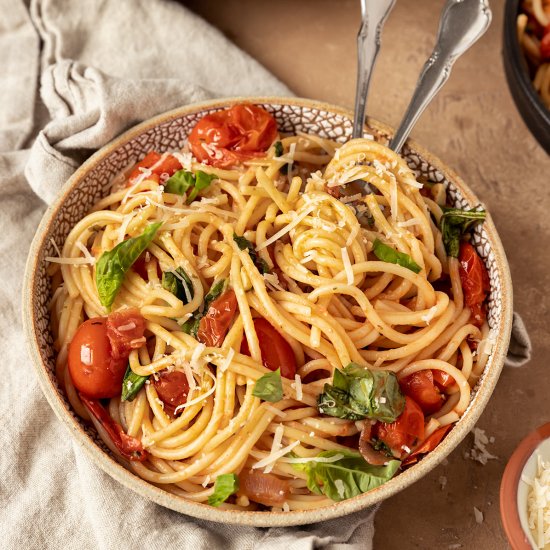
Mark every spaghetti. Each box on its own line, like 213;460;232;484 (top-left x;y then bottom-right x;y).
48;104;491;511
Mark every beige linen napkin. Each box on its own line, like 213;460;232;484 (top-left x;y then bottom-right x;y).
0;1;530;549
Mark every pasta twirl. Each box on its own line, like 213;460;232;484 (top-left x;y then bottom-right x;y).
48;105;490;511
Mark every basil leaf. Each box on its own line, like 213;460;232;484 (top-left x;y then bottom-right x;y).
121;365;148;402
372;239;421;274
296;449;400;501
274;141;284;157
164;170;195;195
318;363;405;423
162;267;194;304
253;368;283;402
233;233;271;274
440;207;486;258
180;278;227;336
186;170;216;203
96;222;162;310
207;473;239;507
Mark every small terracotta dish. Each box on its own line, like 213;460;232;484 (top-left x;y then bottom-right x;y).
23;97;513;526
501;423;550;549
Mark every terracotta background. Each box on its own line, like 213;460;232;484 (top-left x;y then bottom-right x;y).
182;0;549;548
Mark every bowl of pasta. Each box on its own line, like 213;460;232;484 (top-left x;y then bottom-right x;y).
23;97;513;526
503;0;550;153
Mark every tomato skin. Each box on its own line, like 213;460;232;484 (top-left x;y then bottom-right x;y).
403;424;453;466
127;151;181;186
241;318;297;379
188;104;278;168
375;397;425;457
106;308;146;360
458;242;490;327
153;371;190;416
68;318;126;399
80;394;147;462
432;369;454;390
399;371;444;415
197;290;238;347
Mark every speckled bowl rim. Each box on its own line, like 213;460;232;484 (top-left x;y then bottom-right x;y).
23;96;513;527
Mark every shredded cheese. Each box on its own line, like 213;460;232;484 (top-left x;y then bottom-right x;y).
280;453;345;465
465;427;498;465
421;306;438;325
219;348;235;373
80;345;92;366
294;374;303;401
264;424;285;474
473;506;484;524
525;453;550;548
169;268;193;303
252;440;301;470
264;404;287;419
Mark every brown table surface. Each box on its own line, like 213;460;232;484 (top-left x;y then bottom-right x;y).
183;1;549;547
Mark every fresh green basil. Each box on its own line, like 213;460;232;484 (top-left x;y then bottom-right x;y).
207;473;239;507
164;169;216;203
181;278;227;336
253;368;283;402
121;365;148;402
293;449;400;502
274;141;284;157
233;233;270;274
440;207;486;258
372;239;421;274
318;363;405;423
162;267;194;304
96;222;162;310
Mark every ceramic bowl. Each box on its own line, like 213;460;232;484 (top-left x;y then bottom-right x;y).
503;0;550;153
23;97;513;526
501;423;550;549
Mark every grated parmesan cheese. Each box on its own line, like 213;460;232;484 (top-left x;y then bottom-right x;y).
465;427;498;465
390;176;398;223
202;475;211;488
264;424;285;474
473;506;484;524
169;268;193;303
421;306;438;325
397;218;420;228
341;247;354;285
80;345;92;366
294;374;303;401
219;348;235;373
252;440;300;470
525;453;550;548
281;453;345;465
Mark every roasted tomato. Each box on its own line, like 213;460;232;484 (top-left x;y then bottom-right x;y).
68;309;145;398
188;104;278;168
402;424;453;466
238;469;290;507
197;290;238;347
432;369;454;390
541;25;550;60
374;397;425;457
152;370;190;417
399;371;444;415
127;151;182;186
241;317;297;379
80;394;147;462
458;242;490;327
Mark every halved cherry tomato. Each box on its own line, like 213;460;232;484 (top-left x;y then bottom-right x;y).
106;308;146;360
152;371;190;417
80;394;147;462
238;469;290;507
458;242;490;327
68;310;145;398
127;151;182;186
188;104;278;168
241;317;297;379
432;369;454;390
374;397;425;457
197;290;238;347
399;371;444;415
403;424;453;466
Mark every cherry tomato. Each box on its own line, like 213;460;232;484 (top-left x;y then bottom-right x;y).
541;25;550;60
375;397;425;457
197;290;238;347
68;310;146;399
400;371;444;415
241;318;297;379
432;369;454;390
68;318;126;398
403;424;453;466
106;308;146;360
458;242;490;327
152;371;190;417
80;394;147;462
188;104;278;168
127;151;182;186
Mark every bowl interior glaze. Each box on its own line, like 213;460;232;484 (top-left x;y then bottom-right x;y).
23;97;513;527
